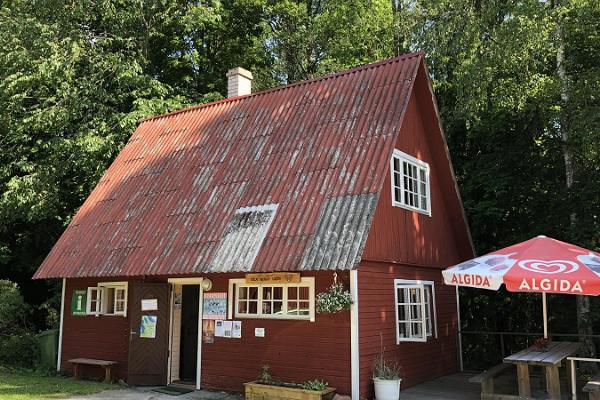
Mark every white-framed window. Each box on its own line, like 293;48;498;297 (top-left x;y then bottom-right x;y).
86;282;128;317
394;279;437;343
391;149;431;215
228;278;315;322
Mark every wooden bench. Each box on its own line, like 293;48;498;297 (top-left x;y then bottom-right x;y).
583;373;600;400
68;358;118;383
469;363;513;399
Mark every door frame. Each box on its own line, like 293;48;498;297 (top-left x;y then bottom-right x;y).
167;277;204;390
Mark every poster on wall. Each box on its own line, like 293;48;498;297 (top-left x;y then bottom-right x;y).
71;290;87;316
139;315;157;338
202;292;227;320
174;292;182;310
203;320;215;343
232;321;242;338
223;320;233;338
215;320;225;337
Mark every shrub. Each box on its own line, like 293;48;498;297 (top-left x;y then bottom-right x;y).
0;280;32;335
0;280;38;367
0;333;40;368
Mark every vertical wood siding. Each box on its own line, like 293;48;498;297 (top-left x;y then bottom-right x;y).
357;262;458;397
362;65;472;266
357;69;472;397
200;271;352;395
60;278;131;380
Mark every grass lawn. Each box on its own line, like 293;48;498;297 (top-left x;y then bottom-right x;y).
0;369;119;400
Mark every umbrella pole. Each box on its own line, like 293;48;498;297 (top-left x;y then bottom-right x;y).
542;292;548;339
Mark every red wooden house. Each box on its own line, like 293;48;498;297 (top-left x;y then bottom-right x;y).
34;52;473;398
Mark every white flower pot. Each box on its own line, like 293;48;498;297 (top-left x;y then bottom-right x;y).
373;378;402;400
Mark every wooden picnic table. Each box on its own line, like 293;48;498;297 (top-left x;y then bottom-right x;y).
503;341;580;400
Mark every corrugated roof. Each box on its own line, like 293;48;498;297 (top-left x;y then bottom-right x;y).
34;52;424;279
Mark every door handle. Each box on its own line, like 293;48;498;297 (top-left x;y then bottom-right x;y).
130;331;137;336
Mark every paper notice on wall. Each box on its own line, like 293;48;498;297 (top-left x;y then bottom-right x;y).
141;299;158;311
232;321;242;338
223;321;233;338
215;320;225;337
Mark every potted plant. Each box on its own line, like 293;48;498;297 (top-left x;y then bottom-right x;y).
316;273;353;314
245;366;336;400
372;355;402;400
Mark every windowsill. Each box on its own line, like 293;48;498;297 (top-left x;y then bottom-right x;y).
391;201;431;217
234;315;311;321
87;313;127;317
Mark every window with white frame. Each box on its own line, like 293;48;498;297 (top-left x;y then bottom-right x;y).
228;278;315;321
86;282;128;317
394;279;437;343
391;149;431;215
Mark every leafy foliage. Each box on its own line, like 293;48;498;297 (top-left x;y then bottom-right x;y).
316;282;353;314
372;355;402;380
300;379;329;391
0;1;598;365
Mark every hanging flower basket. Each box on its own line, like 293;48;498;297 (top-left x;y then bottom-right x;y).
316;282;353;314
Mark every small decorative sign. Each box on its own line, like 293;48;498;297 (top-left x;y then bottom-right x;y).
255;327;265;337
141;299;158;311
140;315;157;338
71;290;87;316
245;272;300;284
203;292;227;320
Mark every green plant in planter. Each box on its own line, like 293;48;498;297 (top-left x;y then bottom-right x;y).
372;355;401;380
301;379;328;391
259;365;272;382
316;282;353;313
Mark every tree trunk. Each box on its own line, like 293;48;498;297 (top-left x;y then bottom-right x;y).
554;0;597;368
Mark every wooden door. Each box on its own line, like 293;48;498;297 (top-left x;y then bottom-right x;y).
127;282;170;385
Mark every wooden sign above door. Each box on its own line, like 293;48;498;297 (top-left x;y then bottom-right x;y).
245;272;301;284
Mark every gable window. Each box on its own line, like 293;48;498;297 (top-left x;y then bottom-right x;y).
228;278;315;322
394;279;437;343
391;149;431;215
86;282;128;317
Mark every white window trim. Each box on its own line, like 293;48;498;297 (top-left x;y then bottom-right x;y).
86;282;128;317
394;279;437;344
86;287;103;317
227;277;315;322
390;149;432;216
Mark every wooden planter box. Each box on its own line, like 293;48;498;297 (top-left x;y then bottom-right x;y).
244;381;336;400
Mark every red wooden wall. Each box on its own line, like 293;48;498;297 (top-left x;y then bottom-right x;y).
357;63;472;396
60;273;352;393
60;278;131;379
201;271;352;394
362;80;469;266
357;262;458;397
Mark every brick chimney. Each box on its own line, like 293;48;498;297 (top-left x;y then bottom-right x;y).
226;67;253;98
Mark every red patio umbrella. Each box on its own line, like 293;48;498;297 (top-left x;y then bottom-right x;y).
443;235;600;338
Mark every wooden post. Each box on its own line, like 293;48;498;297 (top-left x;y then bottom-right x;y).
545;365;561;400
481;376;494;396
73;364;80;380
516;363;531;397
104;366;112;383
